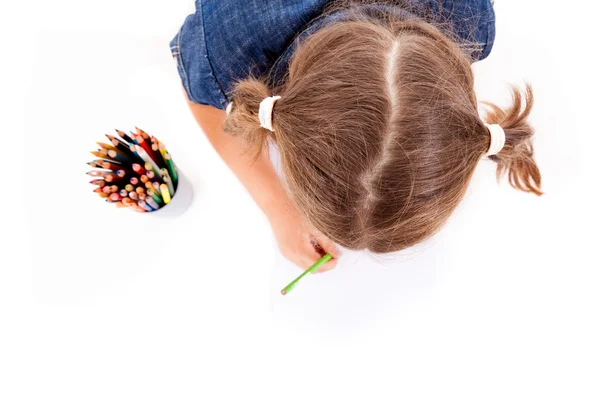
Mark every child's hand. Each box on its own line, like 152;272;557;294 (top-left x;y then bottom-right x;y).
268;200;341;273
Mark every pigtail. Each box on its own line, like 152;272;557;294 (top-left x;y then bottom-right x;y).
482;84;543;196
223;78;277;161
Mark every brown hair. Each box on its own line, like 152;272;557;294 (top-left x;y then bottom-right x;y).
224;8;542;253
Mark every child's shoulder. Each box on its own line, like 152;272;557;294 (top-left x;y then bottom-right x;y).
171;0;495;109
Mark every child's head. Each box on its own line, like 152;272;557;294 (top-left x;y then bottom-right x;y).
225;12;542;253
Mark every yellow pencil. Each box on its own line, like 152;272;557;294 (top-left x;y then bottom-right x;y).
160;183;171;204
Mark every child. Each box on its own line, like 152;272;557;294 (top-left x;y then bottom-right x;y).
170;0;541;273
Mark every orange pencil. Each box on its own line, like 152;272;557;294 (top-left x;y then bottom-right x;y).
97;142;118;151
91;151;111;159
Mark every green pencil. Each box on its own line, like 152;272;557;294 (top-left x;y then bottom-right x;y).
281;253;332;295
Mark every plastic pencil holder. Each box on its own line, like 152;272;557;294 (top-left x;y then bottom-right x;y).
150;171;193;218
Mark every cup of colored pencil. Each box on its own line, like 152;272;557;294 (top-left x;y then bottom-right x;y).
88;127;184;213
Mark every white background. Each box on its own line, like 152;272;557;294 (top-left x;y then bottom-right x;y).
3;0;600;398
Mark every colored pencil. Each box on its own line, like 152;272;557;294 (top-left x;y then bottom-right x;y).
97;142;118;151
115;129;136;144
89;179;106;188
164;153;178;186
100;161;124;171
280;254;333;295
135;145;161;175
135;126;150;140
91;151;111;160
103;174;120;183
132;163;147;176
86;170;112;178
107;150;130;163
163;175;175;197
147;188;163;204
150;142;167;169
109;193;123;201
145;196;159;210
138;200;153;212
160;184;171;204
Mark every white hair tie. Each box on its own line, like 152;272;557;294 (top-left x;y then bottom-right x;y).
484;123;505;156
258;96;281;131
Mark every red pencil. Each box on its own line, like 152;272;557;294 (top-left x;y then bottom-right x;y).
109;193;123;201
135;126;150;140
104;174;120;183
132;163;147;176
100;161;123;171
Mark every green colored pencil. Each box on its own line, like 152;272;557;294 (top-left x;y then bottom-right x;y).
165;153;178;186
281;253;332;295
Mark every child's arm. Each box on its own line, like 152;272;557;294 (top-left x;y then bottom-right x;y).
185;99;341;272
